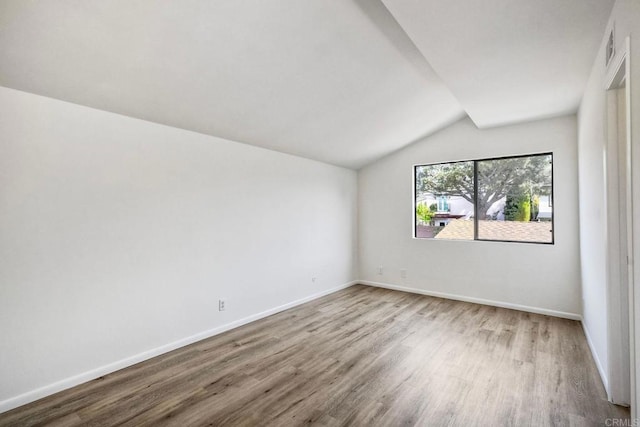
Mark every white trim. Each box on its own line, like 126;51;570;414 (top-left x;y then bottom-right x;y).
604;35;626;90
0;280;358;414
359;280;582;320
583;321;610;395
603;35;633;406
624;33;639;421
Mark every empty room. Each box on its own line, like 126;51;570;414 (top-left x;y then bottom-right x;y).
1;0;640;425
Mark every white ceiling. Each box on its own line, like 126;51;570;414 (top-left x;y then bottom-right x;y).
380;0;615;128
0;1;614;168
0;0;463;169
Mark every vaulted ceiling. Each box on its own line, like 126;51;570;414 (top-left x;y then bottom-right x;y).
0;0;614;169
380;0;615;129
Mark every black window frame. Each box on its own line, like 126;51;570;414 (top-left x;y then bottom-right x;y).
414;152;554;245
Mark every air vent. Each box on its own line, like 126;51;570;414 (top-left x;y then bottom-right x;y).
605;25;615;67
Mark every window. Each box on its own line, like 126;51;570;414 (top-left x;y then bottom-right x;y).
437;196;449;212
415;153;553;244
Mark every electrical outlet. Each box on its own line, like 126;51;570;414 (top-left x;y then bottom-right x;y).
219;299;226;311
400;269;407;279
377;266;383;275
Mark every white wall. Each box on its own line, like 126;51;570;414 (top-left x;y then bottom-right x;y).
578;0;640;409
0;86;358;411
358;115;581;317
577;20;612;393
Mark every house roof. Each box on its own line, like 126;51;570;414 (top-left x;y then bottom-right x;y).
433;213;465;219
435;219;552;243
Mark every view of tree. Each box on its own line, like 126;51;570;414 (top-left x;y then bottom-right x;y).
531;195;540;221
416;155;551;220
504;192;531;221
415;203;434;225
416;160;474;210
505;192;540;221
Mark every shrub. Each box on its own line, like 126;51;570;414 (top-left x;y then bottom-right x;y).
416;203;433;224
530;195;539;221
505;192;531;222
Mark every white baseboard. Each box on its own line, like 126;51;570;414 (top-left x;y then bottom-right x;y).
359;280;582;320
581;321;610;397
0;280;357;414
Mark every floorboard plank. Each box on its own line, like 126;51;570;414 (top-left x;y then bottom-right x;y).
0;285;630;426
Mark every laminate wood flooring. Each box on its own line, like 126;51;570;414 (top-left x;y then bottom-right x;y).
0;285;630;426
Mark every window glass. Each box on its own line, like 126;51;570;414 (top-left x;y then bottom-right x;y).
415;161;475;240
415;153;553;244
476;154;553;243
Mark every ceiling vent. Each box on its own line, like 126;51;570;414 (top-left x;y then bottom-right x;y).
605;24;615;67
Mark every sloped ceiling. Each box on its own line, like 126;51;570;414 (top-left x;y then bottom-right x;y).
0;1;614;168
380;0;615;128
0;0;463;169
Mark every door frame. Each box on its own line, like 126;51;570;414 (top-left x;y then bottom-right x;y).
604;35;634;409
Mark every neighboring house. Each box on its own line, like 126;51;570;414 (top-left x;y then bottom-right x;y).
418;193;552;224
416;194;473;226
538;195;552;220
417;193;553;240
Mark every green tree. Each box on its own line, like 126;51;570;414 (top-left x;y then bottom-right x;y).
416;155;551;220
505;191;531;221
530;195;540;221
416;203;433;225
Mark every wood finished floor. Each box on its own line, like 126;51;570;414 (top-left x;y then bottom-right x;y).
0;285;630;426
